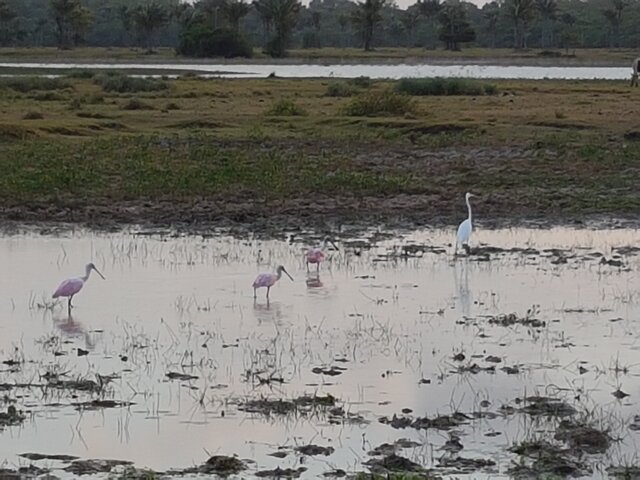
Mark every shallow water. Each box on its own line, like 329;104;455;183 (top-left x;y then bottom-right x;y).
0;62;634;79
1;226;640;478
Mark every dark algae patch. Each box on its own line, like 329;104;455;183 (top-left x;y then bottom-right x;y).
239;394;336;416
0;406;25;428
295;444;335;456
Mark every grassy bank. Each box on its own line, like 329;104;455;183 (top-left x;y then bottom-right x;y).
0;46;638;66
0;72;638;227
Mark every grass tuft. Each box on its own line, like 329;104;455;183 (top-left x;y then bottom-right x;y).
93;72;169;93
0;76;70;92
265;98;306;116
395;77;497;96
343;90;416;116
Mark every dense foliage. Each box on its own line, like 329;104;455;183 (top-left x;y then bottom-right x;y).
0;0;639;54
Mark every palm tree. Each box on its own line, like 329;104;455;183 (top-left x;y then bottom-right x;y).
602;0;628;48
350;0;387;51
481;1;500;48
437;1;474;51
49;0;81;49
69;5;93;46
254;0;301;57
505;0;536;49
415;0;441;48
535;0;556;48
221;0;250;31
401;6;420;47
559;11;577;53
0;0;16;46
130;1;170;52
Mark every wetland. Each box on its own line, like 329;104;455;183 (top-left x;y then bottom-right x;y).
1;227;640;479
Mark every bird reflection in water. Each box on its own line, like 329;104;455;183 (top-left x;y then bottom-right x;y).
252;298;285;324
53;313;95;351
305;273;323;289
453;260;472;318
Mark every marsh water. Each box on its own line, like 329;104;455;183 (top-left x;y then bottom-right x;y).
0;62;634;79
2;226;640;478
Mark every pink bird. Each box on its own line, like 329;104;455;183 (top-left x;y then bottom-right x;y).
252;265;293;299
52;263;105;311
305;237;338;272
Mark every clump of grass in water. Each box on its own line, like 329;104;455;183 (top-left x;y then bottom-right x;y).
343;90;416;117
0;76;70;92
265;98;306;116
395;77;498;96
93;72;169;93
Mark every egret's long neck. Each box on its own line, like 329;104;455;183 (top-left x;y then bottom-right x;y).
466;197;473;224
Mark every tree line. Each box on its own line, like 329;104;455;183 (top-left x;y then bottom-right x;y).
0;0;639;57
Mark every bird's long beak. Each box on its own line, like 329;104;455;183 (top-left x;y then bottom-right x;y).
93;266;106;280
330;240;339;251
284;269;294;281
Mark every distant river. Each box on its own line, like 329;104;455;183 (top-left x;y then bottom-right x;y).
0;62;631;79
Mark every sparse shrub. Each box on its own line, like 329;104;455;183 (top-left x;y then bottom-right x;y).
86;93;105;104
93;72;168;93
266;98;306;116
177;25;253;58
23;111;44;120
555;110;566;119
343;90;416;117
68;97;83;110
348;76;372;88
29;92;65;101
325;81;358;97
165;102;180;110
121;98;154;110
66;70;96;79
395;77;498;96
0;76;70;93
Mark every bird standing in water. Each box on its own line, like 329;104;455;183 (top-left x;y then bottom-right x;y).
253;265;293;299
305;237;338;272
53;263;105;312
455;193;476;255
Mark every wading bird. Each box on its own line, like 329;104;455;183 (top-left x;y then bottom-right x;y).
305;237;339;272
52;263;105;311
253;265;293;299
455;192;476;255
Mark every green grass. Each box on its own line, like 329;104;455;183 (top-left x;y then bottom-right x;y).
343;90;417;116
265;98;307;116
93;72;169;93
0;136;416;203
0;76;70;92
395;77;498;96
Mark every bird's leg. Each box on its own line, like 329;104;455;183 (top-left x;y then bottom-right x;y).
306;261;309;272
266;286;270;299
463;244;471;255
68;296;73;312
316;263;320;273
253;288;257;299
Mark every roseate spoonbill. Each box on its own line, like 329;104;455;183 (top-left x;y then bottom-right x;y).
455;193;476;255
253;265;293;299
52;263;105;311
305;237;338;272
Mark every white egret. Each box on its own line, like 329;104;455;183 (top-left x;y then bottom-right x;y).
455;192;475;255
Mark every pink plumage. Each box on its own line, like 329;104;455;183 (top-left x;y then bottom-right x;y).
53;278;85;298
52;263;105;311
305;249;325;265
253;273;278;289
253;265;293;299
